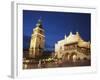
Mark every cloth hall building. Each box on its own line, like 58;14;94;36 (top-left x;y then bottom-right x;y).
55;32;91;62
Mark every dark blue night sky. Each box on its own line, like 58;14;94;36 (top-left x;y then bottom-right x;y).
23;10;91;51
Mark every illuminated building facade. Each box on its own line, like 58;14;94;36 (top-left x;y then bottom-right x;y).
55;32;90;62
29;19;45;58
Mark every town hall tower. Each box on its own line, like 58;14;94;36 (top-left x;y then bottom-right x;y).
29;19;45;58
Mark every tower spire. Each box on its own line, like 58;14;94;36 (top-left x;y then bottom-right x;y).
70;31;73;35
36;17;43;28
64;34;67;39
76;31;79;36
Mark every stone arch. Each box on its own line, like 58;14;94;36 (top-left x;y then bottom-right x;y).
62;52;69;61
83;57;88;61
70;52;77;62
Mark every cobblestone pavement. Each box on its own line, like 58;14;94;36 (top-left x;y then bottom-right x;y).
23;60;90;69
